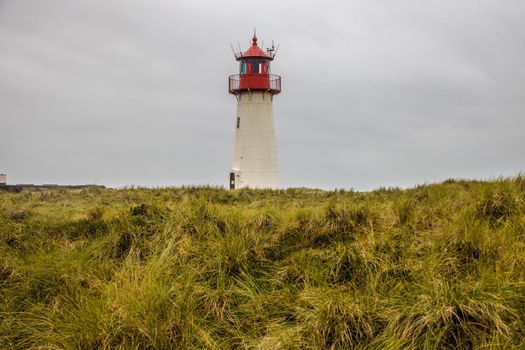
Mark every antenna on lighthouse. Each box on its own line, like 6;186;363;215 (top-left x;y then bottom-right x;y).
273;43;280;58
230;44;238;59
267;40;275;56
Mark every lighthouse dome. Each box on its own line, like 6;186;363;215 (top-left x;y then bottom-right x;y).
238;35;273;60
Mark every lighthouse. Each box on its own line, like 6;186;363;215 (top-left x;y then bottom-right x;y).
228;33;281;189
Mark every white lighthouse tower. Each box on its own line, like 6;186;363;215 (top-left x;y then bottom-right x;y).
228;33;281;189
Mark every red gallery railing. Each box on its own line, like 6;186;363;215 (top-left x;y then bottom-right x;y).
228;74;281;95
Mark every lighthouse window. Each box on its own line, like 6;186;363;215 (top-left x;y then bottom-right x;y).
251;59;261;73
240;59;269;74
236;117;240;128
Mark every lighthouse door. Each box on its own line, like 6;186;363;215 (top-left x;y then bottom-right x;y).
229;172;235;189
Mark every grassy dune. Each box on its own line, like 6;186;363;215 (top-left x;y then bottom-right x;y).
1;178;524;349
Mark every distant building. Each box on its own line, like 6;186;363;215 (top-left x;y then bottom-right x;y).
0;174;6;185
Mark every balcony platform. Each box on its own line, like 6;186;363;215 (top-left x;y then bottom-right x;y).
229;74;281;95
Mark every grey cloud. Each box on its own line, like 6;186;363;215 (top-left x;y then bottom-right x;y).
0;0;523;190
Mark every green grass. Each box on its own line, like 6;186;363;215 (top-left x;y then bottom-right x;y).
0;177;524;349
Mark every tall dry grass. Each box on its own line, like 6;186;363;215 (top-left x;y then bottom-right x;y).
0;178;524;349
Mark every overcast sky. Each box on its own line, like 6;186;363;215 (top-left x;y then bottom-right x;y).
0;0;523;190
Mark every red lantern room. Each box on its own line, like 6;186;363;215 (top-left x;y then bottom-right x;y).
228;34;281;95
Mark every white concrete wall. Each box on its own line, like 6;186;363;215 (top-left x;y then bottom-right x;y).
0;174;6;185
231;91;278;189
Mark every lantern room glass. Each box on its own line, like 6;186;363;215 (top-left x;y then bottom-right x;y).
240;59;270;75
